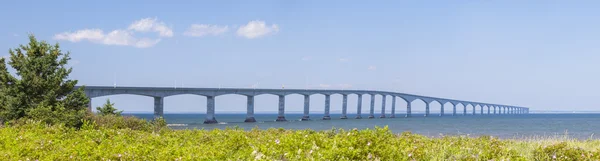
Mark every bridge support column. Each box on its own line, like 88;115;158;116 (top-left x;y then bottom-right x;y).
244;96;256;122
276;95;286;121
440;104;444;116
302;95;310;121
425;103;430;117
493;107;496;114
356;94;363;119
380;95;386;118
406;102;412;117
480;106;483;115
323;95;331;120
368;94;375;119
452;104;456;116
153;97;164;119
390;96;396;118
487;107;490;115
341;94;348;119
204;96;217;124
87;98;92;112
472;106;476;115
463;106;466;115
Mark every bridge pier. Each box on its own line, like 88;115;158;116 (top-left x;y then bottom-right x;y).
368;94;375;119
463;106;466;115
487;106;490;115
390;96;396;118
341;94;348;119
440;104;444;116
87;98;92;112
493;106;496;114
276;95;286;121
323;95;331;120
204;96;217;124
405;102;412;117
472;106;476;115
356;94;362;119
154;97;164;119
244;96;256;122
425;103;430;117
480;106;483;115
452;104;456;116
380;95;386;118
302;95;310;121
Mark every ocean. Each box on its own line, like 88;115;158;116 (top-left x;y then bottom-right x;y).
125;113;600;139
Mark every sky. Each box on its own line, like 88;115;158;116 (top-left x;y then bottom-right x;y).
1;0;600;113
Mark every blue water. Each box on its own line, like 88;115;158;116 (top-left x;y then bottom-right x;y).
125;113;600;139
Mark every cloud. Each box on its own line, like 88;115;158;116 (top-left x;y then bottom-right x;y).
128;17;173;37
338;58;349;62
318;84;331;88
368;66;377;70
301;56;311;61
237;20;279;39
54;29;160;48
184;24;228;37
338;84;353;89
54;17;169;48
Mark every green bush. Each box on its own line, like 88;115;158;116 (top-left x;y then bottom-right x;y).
0;35;88;126
533;142;600;161
84;114;167;132
2;124;598;160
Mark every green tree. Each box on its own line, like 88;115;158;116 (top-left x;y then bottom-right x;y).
96;99;122;116
0;35;88;126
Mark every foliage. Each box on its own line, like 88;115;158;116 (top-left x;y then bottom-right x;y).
0;35;88;126
1;124;599;160
96;99;123;116
84;114;167;132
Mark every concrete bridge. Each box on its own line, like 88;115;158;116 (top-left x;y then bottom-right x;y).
80;86;530;124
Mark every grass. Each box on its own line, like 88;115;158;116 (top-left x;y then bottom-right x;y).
1;121;599;160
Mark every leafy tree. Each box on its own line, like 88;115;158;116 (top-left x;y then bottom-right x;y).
0;35;88;126
96;99;122;116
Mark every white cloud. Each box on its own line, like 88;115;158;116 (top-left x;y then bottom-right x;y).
128;17;173;37
184;24;228;37
237;20;279;39
54;29;104;42
338;58;349;62
54;18;170;48
54;29;161;48
368;66;377;70
318;84;331;88
338;84;353;89
301;56;311;61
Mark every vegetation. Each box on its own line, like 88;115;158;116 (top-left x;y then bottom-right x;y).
0;35;88;127
96;99;123;116
0;124;597;160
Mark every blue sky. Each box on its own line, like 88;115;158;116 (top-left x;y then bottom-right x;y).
2;1;600;113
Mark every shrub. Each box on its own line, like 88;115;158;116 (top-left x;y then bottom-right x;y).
96;99;123;116
533;142;600;160
0;35;88;126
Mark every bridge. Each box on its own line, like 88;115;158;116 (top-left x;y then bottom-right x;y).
80;86;530;124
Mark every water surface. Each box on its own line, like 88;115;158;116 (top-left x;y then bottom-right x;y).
126;113;599;139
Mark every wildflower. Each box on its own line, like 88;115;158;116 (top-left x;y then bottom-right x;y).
118;154;122;157
408;153;412;157
552;153;556;159
368;153;373;159
367;142;371;146
275;139;280;144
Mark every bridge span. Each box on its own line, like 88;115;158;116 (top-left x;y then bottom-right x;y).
79;86;529;124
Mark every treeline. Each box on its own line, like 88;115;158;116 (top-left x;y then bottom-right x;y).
0;35;165;131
